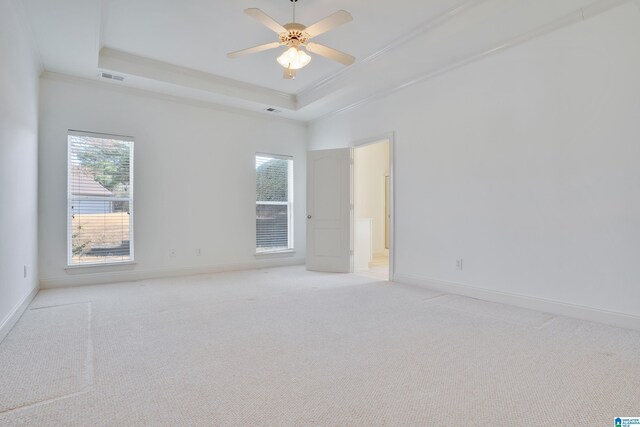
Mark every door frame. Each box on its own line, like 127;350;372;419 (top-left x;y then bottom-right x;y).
350;132;396;281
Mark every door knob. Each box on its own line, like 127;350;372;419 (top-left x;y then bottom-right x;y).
307;215;312;219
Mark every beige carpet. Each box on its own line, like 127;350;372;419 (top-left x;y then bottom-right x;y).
0;266;638;426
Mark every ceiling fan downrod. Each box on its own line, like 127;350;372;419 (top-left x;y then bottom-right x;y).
290;0;298;24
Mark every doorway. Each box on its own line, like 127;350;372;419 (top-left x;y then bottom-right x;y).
353;139;391;280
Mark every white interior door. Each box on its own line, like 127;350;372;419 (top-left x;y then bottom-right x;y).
306;148;352;273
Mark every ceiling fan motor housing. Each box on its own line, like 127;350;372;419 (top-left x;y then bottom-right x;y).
280;23;310;47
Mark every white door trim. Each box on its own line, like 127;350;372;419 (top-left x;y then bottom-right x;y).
350;132;396;281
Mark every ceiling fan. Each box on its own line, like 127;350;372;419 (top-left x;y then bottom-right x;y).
227;0;355;80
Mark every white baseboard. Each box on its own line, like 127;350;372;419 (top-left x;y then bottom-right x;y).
394;273;640;332
0;286;39;344
40;257;306;289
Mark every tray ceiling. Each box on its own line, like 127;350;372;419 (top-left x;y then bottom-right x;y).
22;0;628;121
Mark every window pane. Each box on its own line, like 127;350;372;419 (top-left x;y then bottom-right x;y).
255;154;292;252
71;200;131;264
256;204;288;251
256;156;288;202
69;136;131;197
68;133;133;265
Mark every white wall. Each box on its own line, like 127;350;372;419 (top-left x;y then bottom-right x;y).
0;0;41;339
39;75;307;287
309;4;640;323
355;141;389;256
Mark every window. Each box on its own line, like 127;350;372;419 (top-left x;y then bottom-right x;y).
256;154;293;253
67;131;134;266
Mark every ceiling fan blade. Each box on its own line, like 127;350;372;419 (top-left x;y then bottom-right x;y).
305;10;353;38
244;8;287;34
306;43;355;66
227;42;281;59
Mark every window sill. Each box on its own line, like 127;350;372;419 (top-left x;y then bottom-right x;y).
255;249;296;257
65;261;137;270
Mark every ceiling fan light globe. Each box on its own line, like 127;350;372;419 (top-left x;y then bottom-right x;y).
277;47;311;70
297;49;312;68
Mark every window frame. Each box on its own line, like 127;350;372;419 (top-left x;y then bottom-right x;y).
255;153;294;254
66;130;135;267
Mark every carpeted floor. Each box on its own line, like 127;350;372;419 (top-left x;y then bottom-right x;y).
355;255;389;281
0;266;638;426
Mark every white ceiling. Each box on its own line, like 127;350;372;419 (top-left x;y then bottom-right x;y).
22;0;625;121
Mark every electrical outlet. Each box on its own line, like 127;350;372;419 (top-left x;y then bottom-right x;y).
169;249;176;258
456;259;464;271
196;248;202;256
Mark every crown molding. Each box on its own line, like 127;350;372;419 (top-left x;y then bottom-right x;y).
312;0;632;122
98;47;298;111
40;71;307;126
